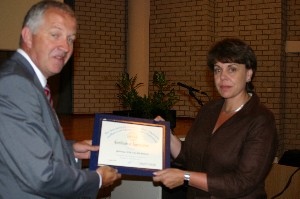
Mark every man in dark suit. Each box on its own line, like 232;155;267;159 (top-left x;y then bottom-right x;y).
0;1;121;198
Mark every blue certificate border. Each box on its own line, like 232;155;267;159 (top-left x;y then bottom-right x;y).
89;113;170;176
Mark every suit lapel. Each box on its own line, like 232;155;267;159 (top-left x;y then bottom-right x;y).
10;52;76;166
12;53;62;130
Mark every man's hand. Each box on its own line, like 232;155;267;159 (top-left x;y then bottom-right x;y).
96;166;122;187
73;140;99;159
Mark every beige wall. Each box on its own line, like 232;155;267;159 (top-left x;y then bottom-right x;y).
0;0;62;50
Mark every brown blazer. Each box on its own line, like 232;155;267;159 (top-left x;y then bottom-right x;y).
174;92;278;199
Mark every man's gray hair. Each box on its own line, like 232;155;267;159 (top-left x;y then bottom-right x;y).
19;0;76;46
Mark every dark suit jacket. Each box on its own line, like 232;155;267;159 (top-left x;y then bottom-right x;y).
0;52;99;199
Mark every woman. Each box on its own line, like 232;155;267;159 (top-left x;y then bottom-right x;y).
153;38;278;198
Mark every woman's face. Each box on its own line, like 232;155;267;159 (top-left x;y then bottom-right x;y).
213;62;253;99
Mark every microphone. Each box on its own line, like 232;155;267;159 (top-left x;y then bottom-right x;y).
177;82;200;93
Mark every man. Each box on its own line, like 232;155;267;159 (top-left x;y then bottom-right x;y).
0;1;121;198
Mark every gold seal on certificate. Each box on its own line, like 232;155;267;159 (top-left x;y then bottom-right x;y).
89;114;171;176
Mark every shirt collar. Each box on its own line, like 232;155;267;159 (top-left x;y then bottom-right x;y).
17;48;47;88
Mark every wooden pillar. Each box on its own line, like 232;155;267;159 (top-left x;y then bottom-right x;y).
111;2;163;198
127;0;150;96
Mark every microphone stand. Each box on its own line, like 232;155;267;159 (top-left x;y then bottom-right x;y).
177;82;209;106
188;89;203;107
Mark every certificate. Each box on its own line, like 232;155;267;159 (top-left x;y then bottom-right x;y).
89;114;170;176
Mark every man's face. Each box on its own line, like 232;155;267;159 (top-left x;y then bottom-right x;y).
23;8;77;78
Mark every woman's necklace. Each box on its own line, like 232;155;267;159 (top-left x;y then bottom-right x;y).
222;103;245;114
222;93;252;114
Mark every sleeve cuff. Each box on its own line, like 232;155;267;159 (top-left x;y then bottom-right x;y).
97;172;102;188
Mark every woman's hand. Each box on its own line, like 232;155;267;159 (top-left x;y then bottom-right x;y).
154;169;208;191
153;168;185;189
154;116;181;158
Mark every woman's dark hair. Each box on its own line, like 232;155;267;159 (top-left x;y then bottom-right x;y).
207;38;257;91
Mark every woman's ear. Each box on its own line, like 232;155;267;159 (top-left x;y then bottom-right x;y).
246;69;253;82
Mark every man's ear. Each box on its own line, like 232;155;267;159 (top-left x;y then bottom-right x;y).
21;27;33;48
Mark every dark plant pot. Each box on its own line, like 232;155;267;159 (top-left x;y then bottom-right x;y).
112;110;176;129
112;110;132;117
151;109;176;129
112;110;148;118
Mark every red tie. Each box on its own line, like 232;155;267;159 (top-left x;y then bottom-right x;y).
44;84;53;108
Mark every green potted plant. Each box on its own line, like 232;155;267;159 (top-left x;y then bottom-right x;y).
115;71;178;128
